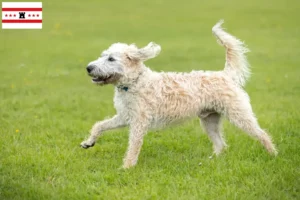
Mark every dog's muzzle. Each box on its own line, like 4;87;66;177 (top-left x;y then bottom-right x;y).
86;65;119;84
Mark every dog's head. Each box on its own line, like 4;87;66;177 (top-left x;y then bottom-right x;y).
86;42;161;85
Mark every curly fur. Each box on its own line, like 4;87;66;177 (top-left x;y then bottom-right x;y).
81;21;277;168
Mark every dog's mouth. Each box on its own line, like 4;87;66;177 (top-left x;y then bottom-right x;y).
92;75;111;82
88;71;123;85
91;75;113;84
90;73;123;85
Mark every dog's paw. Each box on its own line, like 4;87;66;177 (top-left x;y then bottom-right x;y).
80;140;95;149
122;163;134;169
122;159;137;169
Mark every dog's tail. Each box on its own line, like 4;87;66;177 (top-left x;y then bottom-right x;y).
212;20;250;87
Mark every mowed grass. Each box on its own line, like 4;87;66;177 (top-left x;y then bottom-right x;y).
1;0;300;199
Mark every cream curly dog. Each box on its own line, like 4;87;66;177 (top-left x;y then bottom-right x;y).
80;20;277;168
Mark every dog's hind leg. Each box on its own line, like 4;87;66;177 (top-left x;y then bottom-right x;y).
224;101;278;155
199;113;227;155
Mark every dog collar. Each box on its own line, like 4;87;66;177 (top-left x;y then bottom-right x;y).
117;85;129;91
116;70;145;92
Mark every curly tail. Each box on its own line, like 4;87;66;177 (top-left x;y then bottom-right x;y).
212;20;250;87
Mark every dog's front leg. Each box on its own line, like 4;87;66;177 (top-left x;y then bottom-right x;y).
123;122;148;169
80;115;126;149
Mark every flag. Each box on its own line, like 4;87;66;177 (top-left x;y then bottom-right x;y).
2;2;42;29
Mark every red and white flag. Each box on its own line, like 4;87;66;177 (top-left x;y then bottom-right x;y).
2;2;42;29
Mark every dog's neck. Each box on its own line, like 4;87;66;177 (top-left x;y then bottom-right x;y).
116;64;151;92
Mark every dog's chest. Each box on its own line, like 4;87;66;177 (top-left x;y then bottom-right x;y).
113;90;138;116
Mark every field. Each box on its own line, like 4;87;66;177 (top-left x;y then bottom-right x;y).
1;0;300;199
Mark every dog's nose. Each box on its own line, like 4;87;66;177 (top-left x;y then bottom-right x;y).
86;65;95;73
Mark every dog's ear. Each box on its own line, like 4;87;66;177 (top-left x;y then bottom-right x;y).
127;42;161;62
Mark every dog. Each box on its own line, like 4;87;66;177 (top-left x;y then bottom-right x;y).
80;20;277;168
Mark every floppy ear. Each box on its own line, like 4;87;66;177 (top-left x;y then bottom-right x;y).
127;42;161;61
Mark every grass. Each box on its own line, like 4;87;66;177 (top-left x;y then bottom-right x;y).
0;0;300;199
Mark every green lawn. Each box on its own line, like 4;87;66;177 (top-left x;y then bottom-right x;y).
1;0;299;199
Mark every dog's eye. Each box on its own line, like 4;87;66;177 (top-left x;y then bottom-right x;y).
108;57;115;62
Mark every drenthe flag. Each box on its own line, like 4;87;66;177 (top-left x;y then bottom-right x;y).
2;2;42;29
